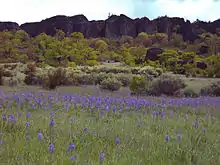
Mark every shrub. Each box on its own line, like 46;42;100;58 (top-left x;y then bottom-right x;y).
131;67;140;74
99;66;131;74
24;73;39;85
2;69;13;77
74;73;97;85
43;67;69;90
129;75;150;96
155;68;163;76
149;74;186;96
183;88;200;98
200;81;220;96
68;62;77;68
85;60;99;66
99;77;122;92
26;63;36;74
95;73;114;84
36;62;48;68
8;77;18;87
138;66;160;77
24;63;38;85
115;73;132;87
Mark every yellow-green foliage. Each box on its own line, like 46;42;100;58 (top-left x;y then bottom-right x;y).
148;74;186;96
99;77;122;92
129;75;149;95
1;30;220;77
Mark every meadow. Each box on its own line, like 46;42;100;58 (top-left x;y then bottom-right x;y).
0;87;220;165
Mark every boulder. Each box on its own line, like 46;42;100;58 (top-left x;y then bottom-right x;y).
196;61;207;69
199;45;209;54
145;48;164;61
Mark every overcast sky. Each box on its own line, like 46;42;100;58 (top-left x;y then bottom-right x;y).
1;0;220;25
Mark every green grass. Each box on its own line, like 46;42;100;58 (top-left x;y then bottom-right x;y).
0;90;220;164
183;77;220;93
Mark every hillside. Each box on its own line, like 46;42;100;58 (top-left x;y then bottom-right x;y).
0;14;220;78
0;14;220;41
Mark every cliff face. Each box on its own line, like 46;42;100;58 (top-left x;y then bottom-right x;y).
1;14;220;42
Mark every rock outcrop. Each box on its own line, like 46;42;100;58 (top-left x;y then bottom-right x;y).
0;22;20;31
145;48;164;61
0;14;220;42
196;61;208;69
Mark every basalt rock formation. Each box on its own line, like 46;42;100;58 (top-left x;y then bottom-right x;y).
0;14;220;42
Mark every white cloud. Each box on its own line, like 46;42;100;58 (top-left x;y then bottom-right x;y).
0;0;133;24
0;0;219;25
151;0;220;21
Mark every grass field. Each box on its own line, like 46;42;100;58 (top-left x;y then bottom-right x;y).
0;85;220;165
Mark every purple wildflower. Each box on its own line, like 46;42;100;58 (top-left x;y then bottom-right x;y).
70;156;75;161
26;122;30;127
68;143;75;151
177;134;182;140
161;111;165;118
0;140;2;147
50;119;54;127
26;135;30;140
116;137;120;145
206;114;209;119
38;132;43;141
165;135;169;142
48;143;55;152
2;114;6;121
99;152;105;160
83;127;87;132
26;112;31;119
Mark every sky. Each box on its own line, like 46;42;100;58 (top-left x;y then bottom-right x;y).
0;0;220;25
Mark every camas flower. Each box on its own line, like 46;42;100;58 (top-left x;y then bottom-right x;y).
38;132;43;141
48;143;55;152
68;143;75;151
99;152;105;160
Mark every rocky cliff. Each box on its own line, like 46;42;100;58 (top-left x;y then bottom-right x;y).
1;14;220;42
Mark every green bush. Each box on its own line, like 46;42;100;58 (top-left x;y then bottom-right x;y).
95;73;115;84
85;60;99;66
138;66;160;77
74;73;97;85
148;74;186;96
2;69;13;77
115;73;132;87
99;66;131;74
8;77;18;87
24;73;39;85
200;81;220;96
155;68;163;76
36;62;48;68
68;62;77;68
42;67;72;90
183;88;200;98
24;63;38;85
129;75;149;96
99;77;122;92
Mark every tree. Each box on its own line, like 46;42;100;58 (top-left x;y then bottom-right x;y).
135;32;152;47
71;32;84;42
55;29;65;41
129;46;146;64
129;76;149;98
